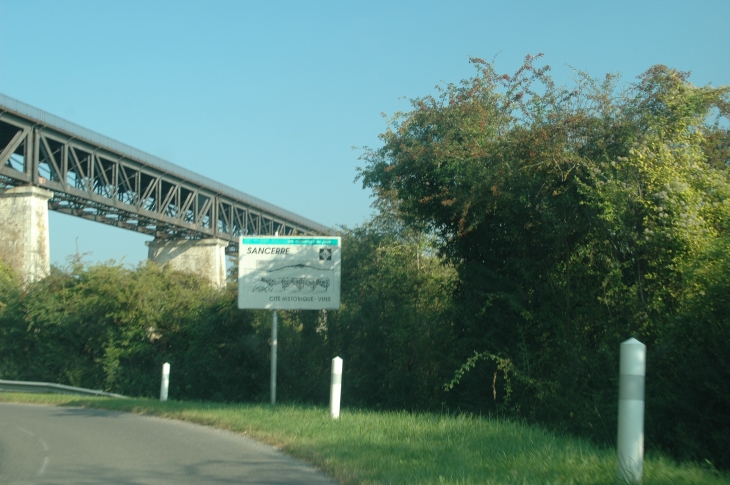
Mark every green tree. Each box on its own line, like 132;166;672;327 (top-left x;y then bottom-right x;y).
323;214;459;410
359;55;730;464
0;258;23;379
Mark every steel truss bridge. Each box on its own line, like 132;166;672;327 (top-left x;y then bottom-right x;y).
0;94;330;255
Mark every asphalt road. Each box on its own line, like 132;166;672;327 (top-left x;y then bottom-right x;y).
0;403;337;485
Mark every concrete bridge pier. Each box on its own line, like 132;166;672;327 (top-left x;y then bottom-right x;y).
0;185;52;283
146;237;228;288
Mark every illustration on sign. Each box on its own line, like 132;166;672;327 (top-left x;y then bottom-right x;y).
250;262;332;294
238;237;341;310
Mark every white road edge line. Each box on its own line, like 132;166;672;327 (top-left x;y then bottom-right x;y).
38;456;49;476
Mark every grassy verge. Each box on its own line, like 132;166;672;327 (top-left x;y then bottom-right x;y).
0;393;725;485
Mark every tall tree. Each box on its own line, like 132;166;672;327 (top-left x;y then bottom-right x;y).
359;55;730;464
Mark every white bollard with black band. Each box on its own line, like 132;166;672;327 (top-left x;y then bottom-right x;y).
160;362;170;402
330;356;343;419
617;338;646;483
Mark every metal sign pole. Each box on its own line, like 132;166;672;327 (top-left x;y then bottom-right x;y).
271;310;278;406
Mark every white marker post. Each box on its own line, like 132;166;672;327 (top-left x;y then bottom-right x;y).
617;338;646;483
271;310;278;406
160;362;170;402
330;357;343;419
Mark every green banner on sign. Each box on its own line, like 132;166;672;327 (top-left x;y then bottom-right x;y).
241;237;339;245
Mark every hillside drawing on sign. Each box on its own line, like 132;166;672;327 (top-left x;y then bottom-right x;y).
249;263;334;294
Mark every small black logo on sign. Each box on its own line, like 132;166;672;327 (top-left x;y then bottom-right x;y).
319;248;332;261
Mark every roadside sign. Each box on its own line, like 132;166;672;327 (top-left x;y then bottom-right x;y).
238;236;341;310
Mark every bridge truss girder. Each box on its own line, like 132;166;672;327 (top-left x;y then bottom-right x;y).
0;108;327;255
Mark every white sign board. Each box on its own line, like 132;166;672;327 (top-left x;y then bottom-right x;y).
238;236;341;310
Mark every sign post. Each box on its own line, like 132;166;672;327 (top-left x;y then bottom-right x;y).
238;236;342;406
271;310;277;405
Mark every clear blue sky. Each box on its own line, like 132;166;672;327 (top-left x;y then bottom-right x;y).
2;0;728;267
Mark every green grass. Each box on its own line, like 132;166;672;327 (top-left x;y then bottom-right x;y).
0;393;726;485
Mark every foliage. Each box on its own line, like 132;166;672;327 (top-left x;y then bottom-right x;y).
325;214;459;410
0;260;269;402
444;350;557;414
359;55;730;466
0;229;460;410
650;233;730;467
0;258;20;315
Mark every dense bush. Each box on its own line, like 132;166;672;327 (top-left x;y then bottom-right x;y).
326;216;460;410
358;57;730;467
0;260;270;402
